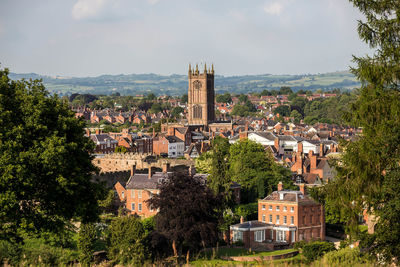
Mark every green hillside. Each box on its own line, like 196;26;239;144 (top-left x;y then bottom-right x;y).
9;71;359;96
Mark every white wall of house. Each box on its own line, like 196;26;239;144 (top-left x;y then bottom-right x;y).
168;142;184;158
302;141;319;155
248;133;275;146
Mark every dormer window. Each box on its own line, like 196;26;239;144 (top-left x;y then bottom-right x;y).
279;192;284;200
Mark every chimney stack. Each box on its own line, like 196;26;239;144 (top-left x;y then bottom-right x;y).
297;142;303;154
299;183;305;195
162;162;170;173
130;164;136;177
148;166;154;179
319;143;324;157
309;150;317;169
278;181;283;191
240;216;244;224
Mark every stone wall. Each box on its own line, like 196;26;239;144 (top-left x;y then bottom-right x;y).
93;153;194;173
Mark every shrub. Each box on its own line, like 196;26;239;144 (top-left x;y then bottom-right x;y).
232;240;244;247
0;240;21;266
323;247;368;265
302;241;336;263
108;216;148;265
293;240;307;250
78;223;98;265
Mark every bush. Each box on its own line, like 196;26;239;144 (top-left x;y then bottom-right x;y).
232;240;244;247
21;238;79;266
323;247;367;265
78;223;98;265
293;240;307;250
302;241;336;263
0;240;21;266
108;216;148;265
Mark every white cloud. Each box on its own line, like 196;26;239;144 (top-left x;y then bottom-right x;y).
264;2;284;15
72;0;109;20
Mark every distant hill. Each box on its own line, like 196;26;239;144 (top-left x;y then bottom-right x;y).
9;71;360;96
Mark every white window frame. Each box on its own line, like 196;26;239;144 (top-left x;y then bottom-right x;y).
233;230;243;242
262;214;266;222
131;189;135;198
269;214;273;223
276;215;280;224
284;216;287;225
276;206;280;211
291;216;294;225
262;205;266;210
131;203;135;211
138;203;142;212
138;190;142;199
269;205;272;211
121;191;125;199
290;207;294;212
283;206;287;212
254;230;265;242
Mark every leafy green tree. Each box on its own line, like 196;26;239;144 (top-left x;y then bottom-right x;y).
146;93;156;100
208;137;232;201
238;94;248;103
78;223;97;266
290;109;302;123
324;1;400;263
302;241;336;263
115;146;128;153
171;106;184;118
108;216;147;265
195;151;213;174
279;86;293;95
0;68;104;243
216;93;232;103
147;173;222;258
273;105;290;117
229;139;293;202
180;94;188;103
149;102;162;114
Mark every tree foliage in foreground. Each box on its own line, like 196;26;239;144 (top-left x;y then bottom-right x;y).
147;173;222;257
325;0;400;263
0;68;104;243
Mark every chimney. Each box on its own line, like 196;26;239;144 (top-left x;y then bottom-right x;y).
297;142;303;154
148;166;154;179
240;216;244;224
299;183;305;195
278;181;283;191
162;162;170;173
130;164;136;177
319;143;324;157
85;129;90;136
245;121;249;132
274;138;280;151
95;129;101;135
309;150;317;169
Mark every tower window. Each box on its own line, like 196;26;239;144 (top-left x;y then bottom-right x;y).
193;105;202;119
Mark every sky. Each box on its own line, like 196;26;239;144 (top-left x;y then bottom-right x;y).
0;0;371;77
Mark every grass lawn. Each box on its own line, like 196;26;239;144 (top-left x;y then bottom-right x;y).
201;247;297;258
190;251;302;267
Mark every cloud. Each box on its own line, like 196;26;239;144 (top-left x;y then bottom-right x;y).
72;0;109;20
264;2;284;15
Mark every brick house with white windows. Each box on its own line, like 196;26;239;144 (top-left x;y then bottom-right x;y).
115;163;172;218
230;182;325;249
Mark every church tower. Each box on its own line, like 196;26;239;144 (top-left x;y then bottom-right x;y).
187;63;215;126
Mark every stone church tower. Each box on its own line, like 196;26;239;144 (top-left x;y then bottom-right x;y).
187;63;215;126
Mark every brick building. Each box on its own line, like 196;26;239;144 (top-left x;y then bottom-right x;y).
115;163;173;218
230;182;325;249
90;132;118;154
